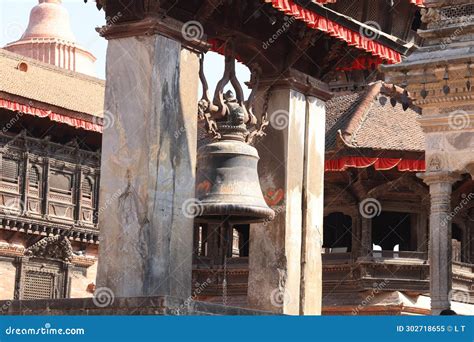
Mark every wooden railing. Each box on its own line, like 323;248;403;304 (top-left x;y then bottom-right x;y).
369;250;427;260
322;252;352;263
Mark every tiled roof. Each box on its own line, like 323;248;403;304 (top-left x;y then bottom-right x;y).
325;89;366;150
0;48;104;118
325;82;425;153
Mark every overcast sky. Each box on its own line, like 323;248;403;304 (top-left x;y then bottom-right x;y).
0;0;250;96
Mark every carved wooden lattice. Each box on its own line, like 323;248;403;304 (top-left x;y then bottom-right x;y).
2;158;19;182
441;4;474;19
14;236;73;300
28;166;40;185
22;271;54;300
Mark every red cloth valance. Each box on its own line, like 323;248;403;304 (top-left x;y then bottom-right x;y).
208;39;244;62
315;0;424;5
325;156;426;172
336;56;384;71
0;98;102;133
265;0;402;64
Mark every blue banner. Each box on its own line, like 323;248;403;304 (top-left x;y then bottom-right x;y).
0;316;472;342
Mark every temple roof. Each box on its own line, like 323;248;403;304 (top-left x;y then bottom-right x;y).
20;0;76;42
0;48;104;122
4;0;97;76
97;1;413;78
325;82;425;153
264;1;410;64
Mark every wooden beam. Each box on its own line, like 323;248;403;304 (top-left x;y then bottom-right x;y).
196;0;224;23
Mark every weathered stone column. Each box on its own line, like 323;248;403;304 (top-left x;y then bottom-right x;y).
299;96;325;314
420;171;459;315
96;18;206;299
248;71;330;315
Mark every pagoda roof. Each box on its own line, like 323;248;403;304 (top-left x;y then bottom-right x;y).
325;82;425;153
0;49;104;132
265;0;411;64
95;0;413;78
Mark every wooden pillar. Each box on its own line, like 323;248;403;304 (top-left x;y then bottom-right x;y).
74;166;83;223
420;171;460;315
351;215;362;258
42;158;50;218
248;71;330;315
469;223;474;264
96;18;206;299
360;216;372;258
20;152;29;215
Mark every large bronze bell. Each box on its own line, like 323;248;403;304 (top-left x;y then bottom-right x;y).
195;52;274;224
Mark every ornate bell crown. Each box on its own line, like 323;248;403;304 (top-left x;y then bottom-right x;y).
197;46;268;144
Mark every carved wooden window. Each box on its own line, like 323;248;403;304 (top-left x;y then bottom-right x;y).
28;166;40;186
22;270;54;300
82;177;93;200
50;170;73;195
2;158;19;183
15;236;72;300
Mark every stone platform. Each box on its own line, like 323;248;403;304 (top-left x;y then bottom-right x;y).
0;296;272;316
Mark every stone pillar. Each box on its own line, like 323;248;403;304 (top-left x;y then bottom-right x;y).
247;71;330;315
96;18;206;299
421;171;459;315
299;96;325;314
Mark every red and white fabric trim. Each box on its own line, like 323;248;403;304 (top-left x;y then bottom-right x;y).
264;0;402;64
0;98;102;133
315;0;424;6
325;156;426;172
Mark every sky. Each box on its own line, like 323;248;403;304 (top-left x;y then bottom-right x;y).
0;0;250;95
